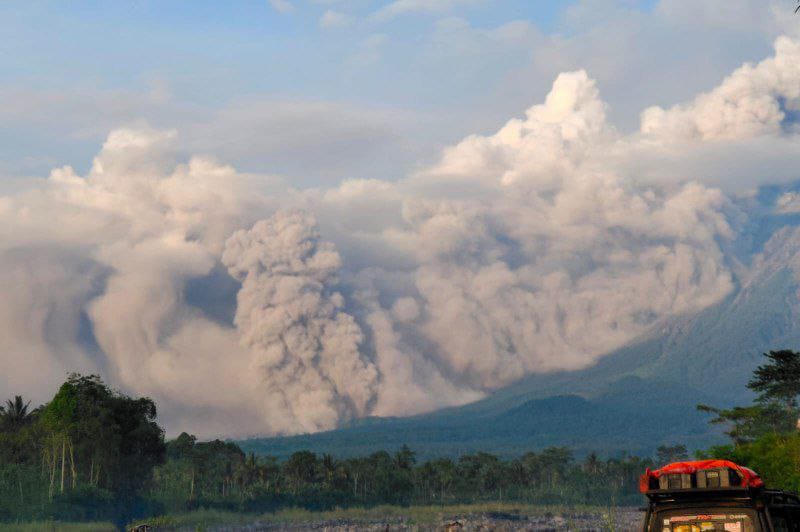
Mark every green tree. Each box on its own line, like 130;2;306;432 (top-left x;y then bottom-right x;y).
320;454;338;489
41;374;165;527
538;447;573;490
435;457;455;500
748;350;800;409
284;451;318;494
395;445;416;470
1;396;32;429
655;444;688;465
697;403;795;445
584;452;603;475
697;350;800;445
696;349;800;494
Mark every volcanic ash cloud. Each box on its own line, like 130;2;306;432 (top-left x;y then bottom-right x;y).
3;37;800;436
222;211;378;433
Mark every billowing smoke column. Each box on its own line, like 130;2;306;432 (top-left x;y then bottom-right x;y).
222;211;378;433
400;70;734;389
2;37;800;436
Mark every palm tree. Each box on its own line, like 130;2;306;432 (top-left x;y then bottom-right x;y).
321;453;337;488
584;452;602;476
2;395;32;427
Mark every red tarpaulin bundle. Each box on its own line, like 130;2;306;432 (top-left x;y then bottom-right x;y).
639;460;764;493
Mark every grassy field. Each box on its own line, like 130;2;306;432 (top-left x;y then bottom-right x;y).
132;502;634;529
0;503;639;531
0;523;116;532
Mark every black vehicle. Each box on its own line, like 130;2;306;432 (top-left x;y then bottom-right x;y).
640;461;800;532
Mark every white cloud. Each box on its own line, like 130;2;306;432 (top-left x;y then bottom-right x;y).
655;0;783;33
0;88;424;188
182;97;416;183
640;36;800;142
319;9;353;28
349;33;389;66
455;0;795;135
372;0;483;21
776;191;800;214
269;0;295;14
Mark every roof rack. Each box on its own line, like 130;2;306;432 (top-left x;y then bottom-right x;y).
640;460;764;497
645;487;759;501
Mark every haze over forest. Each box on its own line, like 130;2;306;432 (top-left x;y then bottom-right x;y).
3;0;800;441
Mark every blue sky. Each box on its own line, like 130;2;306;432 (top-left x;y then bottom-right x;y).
0;2;574;103
0;0;785;189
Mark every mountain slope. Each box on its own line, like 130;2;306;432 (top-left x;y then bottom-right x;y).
239;227;800;460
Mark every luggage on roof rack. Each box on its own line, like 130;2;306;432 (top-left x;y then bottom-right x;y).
640;460;764;495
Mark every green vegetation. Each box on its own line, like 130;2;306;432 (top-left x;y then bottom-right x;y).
146;435;648;513
0;375;651;529
5;349;800;529
0;374;165;529
133;502;620;529
0;522;115;531
697;350;800;493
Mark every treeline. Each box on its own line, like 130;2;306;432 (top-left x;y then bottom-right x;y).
4;349;800;528
0;374;656;527
151;438;653;514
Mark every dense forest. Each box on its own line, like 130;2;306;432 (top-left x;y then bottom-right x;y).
2;350;800;528
0;375;652;527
